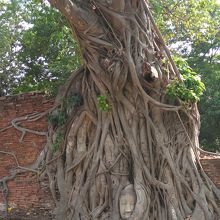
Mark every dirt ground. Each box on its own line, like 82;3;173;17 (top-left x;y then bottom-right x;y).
0;208;53;220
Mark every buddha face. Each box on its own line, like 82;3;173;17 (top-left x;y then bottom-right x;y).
119;185;136;219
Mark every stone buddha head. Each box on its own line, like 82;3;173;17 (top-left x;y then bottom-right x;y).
119;184;136;219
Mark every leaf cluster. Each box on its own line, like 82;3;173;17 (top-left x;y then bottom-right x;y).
48;110;67;128
52;130;64;152
65;92;83;111
166;57;205;103
49;92;82;152
97;95;111;112
48;92;82;128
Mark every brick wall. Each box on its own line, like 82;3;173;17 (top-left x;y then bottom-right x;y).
200;158;220;189
0;92;54;218
0;92;219;218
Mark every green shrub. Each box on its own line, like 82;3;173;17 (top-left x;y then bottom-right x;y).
166;57;205;103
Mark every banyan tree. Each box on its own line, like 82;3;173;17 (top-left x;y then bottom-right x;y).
39;0;220;219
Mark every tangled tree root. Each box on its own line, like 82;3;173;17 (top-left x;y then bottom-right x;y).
1;0;220;219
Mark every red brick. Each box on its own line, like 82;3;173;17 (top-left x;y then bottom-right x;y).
0;92;54;213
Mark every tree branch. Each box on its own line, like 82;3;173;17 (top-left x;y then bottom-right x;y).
48;0;103;35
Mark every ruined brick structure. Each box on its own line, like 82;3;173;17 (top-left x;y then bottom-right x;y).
0;92;219;219
0;93;54;219
200;157;220;188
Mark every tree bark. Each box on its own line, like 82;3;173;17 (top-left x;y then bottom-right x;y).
45;0;220;219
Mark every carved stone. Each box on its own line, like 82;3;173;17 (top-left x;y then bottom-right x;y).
119;184;136;219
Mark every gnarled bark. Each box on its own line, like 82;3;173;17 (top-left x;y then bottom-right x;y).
42;0;220;219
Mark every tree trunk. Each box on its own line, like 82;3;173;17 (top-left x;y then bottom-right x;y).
44;0;220;219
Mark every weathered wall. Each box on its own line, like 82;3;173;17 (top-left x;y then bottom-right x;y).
0;92;54;218
200;158;220;189
0;92;219;218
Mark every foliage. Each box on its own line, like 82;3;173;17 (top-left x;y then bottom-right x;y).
48;110;67;128
15;3;80;96
150;0;220;53
52;129;64;152
49;92;82;151
0;0;28;95
0;0;81;96
48;92;82;127
166;57;205;103
65;92;83;112
97;95;112;112
189;44;220;151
